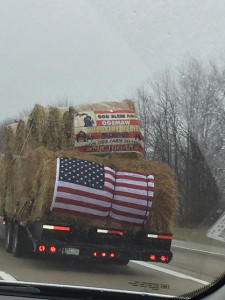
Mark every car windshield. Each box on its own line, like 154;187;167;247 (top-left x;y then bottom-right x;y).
0;1;225;299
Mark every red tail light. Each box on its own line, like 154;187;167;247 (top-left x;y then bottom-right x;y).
101;252;107;257
50;246;57;253
38;245;46;252
149;254;156;261
110;253;115;258
160;255;168;262
93;251;97;257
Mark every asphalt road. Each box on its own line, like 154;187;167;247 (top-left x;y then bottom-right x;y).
0;240;224;297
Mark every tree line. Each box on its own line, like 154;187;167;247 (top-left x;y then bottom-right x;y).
136;58;225;227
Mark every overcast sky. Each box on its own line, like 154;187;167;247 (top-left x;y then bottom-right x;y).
1;0;225;122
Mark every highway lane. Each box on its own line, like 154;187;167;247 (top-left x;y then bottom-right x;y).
0;241;224;297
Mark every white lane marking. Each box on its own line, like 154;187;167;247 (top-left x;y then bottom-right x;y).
172;245;225;257
131;261;210;286
0;271;17;282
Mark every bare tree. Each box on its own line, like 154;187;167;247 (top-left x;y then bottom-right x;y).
136;58;225;227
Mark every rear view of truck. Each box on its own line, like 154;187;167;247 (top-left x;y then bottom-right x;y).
3;219;173;265
0;100;177;264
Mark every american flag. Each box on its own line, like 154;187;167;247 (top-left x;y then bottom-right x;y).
51;158;115;218
51;158;154;225
109;171;154;225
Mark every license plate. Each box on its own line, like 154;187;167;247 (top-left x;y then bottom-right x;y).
64;247;80;255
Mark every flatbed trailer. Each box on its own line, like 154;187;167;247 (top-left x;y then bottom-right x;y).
0;217;173;265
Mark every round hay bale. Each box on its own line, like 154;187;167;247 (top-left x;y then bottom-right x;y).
43;106;63;151
1;147;177;234
3;126;15;157
61;107;76;150
15;119;27;155
25;104;48;152
9;123;18;135
0;156;15;215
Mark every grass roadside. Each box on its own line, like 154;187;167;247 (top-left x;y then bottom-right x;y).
173;227;225;248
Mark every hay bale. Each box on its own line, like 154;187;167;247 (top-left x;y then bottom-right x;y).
9;123;18;135
61;107;76;150
15;119;27;155
4;147;52;220
54;151;177;233
102;153;177;233
3;126;15;157
0;155;5;213
43;107;63;151
2;148;176;234
73;99;135;112
25;104;48;153
0;155;14;215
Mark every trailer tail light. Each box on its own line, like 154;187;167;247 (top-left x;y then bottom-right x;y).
149;254;156;261
93;251;97;257
38;245;46;252
160;255;168;262
50;246;57;253
110;253;115;258
101;252;107;257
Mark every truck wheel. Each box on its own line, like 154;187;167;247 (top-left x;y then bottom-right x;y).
5;222;13;253
12;224;23;257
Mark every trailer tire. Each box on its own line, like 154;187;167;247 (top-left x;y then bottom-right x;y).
117;259;129;265
5;222;13;253
12;224;23;257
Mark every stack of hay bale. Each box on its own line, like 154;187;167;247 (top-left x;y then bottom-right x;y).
0;100;177;234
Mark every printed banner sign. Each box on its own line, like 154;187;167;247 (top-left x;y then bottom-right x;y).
207;212;225;242
74;110;144;154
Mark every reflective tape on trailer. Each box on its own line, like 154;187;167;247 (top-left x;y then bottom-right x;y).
97;229;123;236
43;225;70;231
147;234;172;240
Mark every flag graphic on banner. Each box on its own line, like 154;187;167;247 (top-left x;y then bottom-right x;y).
51;158;154;225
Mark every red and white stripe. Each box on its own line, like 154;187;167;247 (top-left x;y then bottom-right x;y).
51;159;154;226
51;161;115;219
109;171;154;225
147;234;172;240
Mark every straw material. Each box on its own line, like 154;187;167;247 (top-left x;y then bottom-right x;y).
73;99;135;112
15;119;27;155
24;104;48;153
61;107;76;150
43;107;63;151
0;155;14;214
1;147;177;234
3;126;15;157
